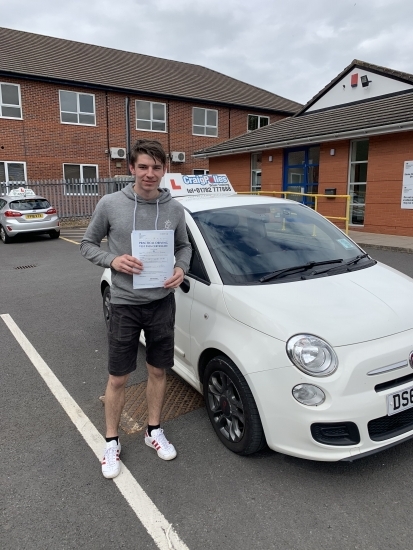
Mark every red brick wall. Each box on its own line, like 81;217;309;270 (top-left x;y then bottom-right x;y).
209;135;413;236
0;76;287;180
364;132;413;235
262;149;283;191
209;154;251;191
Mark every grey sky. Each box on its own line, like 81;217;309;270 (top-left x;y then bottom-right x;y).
1;0;413;105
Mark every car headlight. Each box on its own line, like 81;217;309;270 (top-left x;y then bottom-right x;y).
286;334;338;377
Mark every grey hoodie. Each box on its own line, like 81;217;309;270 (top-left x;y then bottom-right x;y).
80;183;192;305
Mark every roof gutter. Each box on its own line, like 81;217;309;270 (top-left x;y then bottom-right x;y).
193;120;413;158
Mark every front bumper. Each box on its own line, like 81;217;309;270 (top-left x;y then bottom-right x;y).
247;328;413;461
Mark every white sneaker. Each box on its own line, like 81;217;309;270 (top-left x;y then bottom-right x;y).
145;428;177;461
101;440;121;478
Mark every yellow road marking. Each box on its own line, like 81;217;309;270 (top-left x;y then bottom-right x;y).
59;236;80;245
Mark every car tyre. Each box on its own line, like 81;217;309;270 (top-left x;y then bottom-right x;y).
0;225;12;244
49;230;60;239
102;285;111;328
203;355;266;455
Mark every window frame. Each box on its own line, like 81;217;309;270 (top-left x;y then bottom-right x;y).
347;139;369;227
251;153;262;192
135;100;167;132
186;226;210;284
63;163;99;195
0;82;23;120
247;114;269;132
0;160;27;185
192;107;218;137
193;169;210;175
59;90;96;126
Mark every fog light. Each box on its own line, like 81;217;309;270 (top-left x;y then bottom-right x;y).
292;384;325;406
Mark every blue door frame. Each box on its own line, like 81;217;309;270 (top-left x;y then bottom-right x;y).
283;146;320;206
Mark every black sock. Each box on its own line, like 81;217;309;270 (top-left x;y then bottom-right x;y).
147;424;160;436
106;436;119;445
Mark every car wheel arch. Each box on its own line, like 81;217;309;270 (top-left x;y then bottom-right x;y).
198;348;248;384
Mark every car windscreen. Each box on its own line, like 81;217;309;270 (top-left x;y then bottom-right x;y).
9;199;51;211
192;202;371;284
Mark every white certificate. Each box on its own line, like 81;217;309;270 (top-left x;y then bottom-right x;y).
131;230;174;289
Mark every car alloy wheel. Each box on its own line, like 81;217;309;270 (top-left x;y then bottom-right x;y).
203;355;266;455
0;225;12;244
102;285;111;328
49;230;60;239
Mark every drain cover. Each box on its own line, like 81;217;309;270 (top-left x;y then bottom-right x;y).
100;374;204;434
14;265;37;270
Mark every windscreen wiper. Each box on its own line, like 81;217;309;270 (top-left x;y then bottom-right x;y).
259;259;344;282
344;253;370;266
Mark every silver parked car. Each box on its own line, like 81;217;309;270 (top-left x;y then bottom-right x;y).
0;188;60;243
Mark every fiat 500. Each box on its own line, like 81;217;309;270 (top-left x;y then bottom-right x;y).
101;193;413;461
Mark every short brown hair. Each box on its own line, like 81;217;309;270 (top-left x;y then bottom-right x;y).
129;139;167;166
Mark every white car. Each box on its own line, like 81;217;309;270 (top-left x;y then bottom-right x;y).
100;178;413;462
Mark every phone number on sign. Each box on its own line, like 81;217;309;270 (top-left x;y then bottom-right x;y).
186;185;232;194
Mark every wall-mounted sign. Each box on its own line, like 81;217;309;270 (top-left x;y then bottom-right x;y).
401;161;413;209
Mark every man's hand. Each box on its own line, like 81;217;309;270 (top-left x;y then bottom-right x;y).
164;267;185;289
111;254;143;274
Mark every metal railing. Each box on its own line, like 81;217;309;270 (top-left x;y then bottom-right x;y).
0;178;134;219
1;180;351;233
239;190;351;234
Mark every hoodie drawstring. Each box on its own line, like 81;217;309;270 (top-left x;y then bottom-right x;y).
133;193;160;230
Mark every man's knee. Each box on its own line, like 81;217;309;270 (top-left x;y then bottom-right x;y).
107;373;129;390
146;363;166;381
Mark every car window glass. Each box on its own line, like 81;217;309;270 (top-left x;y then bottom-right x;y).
192;203;363;284
186;227;209;283
9;199;50;211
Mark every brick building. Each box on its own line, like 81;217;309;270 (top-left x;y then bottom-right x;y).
194;60;413;236
0;27;301;185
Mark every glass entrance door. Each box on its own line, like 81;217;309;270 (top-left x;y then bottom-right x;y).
283;146;320;206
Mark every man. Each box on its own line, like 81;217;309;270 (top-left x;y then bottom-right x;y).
80;139;191;479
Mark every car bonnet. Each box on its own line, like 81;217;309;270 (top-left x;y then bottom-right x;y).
222;262;413;347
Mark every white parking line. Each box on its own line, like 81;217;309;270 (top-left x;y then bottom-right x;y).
1;313;189;550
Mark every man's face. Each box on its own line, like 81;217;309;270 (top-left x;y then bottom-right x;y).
130;153;166;198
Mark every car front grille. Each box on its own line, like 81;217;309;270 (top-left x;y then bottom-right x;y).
368;408;413;441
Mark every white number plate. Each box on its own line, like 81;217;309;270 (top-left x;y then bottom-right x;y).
387;385;413;416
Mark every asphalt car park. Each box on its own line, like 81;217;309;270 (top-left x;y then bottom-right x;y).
2;218;413;549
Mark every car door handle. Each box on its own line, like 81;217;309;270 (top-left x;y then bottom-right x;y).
180;278;190;293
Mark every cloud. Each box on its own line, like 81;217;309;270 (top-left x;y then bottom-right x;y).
1;0;413;103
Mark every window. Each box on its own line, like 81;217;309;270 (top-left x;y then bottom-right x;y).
136;101;166;132
248;115;269;132
186;228;209;283
0;161;26;183
59;90;96;125
251;153;262;192
0;83;22;119
63;164;98;195
348;140;369;225
193;169;209;175
193;108;218;136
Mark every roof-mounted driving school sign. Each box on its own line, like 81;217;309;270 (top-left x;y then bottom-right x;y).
8;187;36;197
161;174;236;197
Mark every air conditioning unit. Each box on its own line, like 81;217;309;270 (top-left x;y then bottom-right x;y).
110;147;127;159
171;151;186;163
